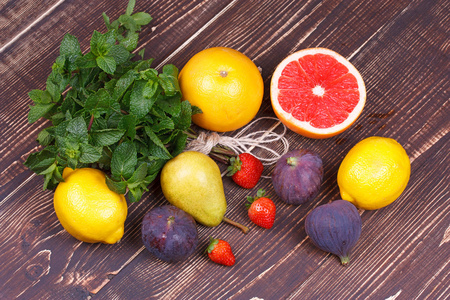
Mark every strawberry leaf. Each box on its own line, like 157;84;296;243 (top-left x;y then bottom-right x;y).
206;237;219;253
226;156;242;176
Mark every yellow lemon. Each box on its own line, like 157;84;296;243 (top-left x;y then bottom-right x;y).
54;168;128;244
337;136;411;210
178;47;264;132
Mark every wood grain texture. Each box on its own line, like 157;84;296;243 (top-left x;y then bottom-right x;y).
0;0;449;299
0;0;63;48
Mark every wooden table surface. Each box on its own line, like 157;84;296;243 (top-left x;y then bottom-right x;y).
1;0;449;299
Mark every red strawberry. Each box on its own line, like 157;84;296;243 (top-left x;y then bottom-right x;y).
206;237;235;266
227;153;263;189
246;189;276;229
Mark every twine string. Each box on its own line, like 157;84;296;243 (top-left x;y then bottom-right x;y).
186;117;290;166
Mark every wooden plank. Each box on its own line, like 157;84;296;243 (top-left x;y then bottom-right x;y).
0;0;62;48
93;0;450;299
0;0;448;298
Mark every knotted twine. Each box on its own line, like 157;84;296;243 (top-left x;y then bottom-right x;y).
185;117;290;167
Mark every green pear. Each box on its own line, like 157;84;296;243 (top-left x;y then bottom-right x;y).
161;151;226;226
160;151;248;232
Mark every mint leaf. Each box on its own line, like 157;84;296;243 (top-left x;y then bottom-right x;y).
85;89;112;114
118;114;137;139
67;116;88;143
111;140;137;180
127;163;147;186
91;30;116;57
138;48;145;59
143;80;159;99
132;12;152;25
37;129;53;146
113;69;138;101
158;64;180;96
118;15;138;32
156;94;181;116
90;129;125;146
151;117;174;132
90;30;103;56
128;187;144;203
24;147;57;174
135;60;155;73
60;33;81;56
109;45;130;65
28;89;52;104
57;135;80;161
106;176;127;194
102;12;111;30
28;103;55;123
169;131;188;157
46;71;65;102
126;0;136;16
120;31;139;51
79;143;102;163
76;52;98;69
97;55;116;74
174;100;192;130
145;127;172;158
147;143;172;160
192;105;202;115
130;80;156;119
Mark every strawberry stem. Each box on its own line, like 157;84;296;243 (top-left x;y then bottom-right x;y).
223;217;249;234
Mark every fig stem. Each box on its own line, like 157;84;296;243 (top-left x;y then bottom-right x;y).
339;255;350;265
287;157;297;166
223;217;249;234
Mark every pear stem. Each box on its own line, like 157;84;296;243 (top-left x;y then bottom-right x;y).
223;217;249;234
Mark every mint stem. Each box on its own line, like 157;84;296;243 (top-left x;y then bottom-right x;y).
209;153;230;165
211;145;235;157
184;129;237;164
88;114;95;131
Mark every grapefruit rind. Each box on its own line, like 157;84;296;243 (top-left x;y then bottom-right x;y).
270;48;366;139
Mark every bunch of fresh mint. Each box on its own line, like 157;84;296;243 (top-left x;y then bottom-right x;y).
24;0;200;202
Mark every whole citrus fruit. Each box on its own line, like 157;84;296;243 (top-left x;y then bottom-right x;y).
54;168;128;244
179;47;264;132
270;48;366;139
337;137;411;210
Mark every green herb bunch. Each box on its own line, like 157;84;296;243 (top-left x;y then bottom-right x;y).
24;0;200;202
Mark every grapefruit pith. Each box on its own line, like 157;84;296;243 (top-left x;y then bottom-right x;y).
270;48;366;139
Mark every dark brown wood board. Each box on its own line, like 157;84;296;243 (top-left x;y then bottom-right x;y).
0;0;449;299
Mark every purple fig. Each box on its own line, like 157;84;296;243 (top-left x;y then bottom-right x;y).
272;149;323;205
305;200;362;265
142;205;198;263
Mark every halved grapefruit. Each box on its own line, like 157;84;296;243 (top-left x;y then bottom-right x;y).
270;48;366;139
